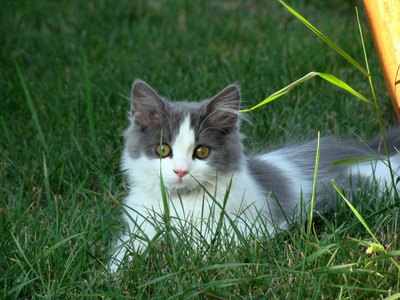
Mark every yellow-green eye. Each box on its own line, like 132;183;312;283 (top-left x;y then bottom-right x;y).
194;145;210;159
156;143;172;158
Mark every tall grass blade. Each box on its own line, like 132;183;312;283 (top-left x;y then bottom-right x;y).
278;0;369;77
43;153;52;205
383;293;400;300
158;133;182;281
331;179;380;244
313;263;380;275
308;131;320;239
83;57;99;161
296;244;337;267
159;133;170;222
318;73;373;104
329;285;394;295
331;156;379;167
239;72;373;112
298;131;320;299
15;62;48;154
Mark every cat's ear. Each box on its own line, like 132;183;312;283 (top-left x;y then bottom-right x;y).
205;85;241;133
131;80;167;130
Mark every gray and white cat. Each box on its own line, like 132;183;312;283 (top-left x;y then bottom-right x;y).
110;79;400;270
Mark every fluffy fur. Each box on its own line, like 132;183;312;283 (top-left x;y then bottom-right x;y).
110;80;400;270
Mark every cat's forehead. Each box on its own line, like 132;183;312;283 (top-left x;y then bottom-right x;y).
168;99;206;115
166;100;208;129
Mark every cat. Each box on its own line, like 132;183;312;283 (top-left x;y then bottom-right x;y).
109;79;400;271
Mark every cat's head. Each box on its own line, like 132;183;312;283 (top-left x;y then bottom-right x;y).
123;80;245;194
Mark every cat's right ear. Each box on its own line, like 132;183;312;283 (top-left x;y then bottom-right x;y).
205;84;241;133
131;80;167;130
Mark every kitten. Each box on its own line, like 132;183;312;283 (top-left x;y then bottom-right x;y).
110;80;400;270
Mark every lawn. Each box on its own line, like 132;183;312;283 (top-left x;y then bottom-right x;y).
1;0;399;298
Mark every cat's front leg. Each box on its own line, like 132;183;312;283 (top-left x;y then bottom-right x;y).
109;208;158;272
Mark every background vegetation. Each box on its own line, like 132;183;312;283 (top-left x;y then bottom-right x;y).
1;0;399;298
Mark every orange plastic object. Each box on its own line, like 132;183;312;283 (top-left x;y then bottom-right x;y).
363;0;400;122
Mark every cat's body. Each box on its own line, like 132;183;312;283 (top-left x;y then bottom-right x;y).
110;80;400;270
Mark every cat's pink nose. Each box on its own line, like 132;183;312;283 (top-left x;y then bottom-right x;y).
174;170;188;179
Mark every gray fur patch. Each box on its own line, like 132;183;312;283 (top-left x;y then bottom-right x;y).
248;137;381;220
247;157;294;222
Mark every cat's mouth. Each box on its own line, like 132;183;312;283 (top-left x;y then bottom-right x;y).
167;184;202;196
164;174;207;196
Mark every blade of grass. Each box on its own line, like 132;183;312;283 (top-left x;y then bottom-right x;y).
43;153;52;206
297;131;320;299
307;131;320;240
159;132;170;224
15;62;48;154
83;57;99;161
239;72;373;113
158;133;183;291
331;156;379;167
318;73;373;104
331;179;381;244
383;293;400;300
313;263;381;275
361;250;400;263
328;285;392;295
295;244;337;268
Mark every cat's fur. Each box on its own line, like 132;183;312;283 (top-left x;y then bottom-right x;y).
110;80;400;270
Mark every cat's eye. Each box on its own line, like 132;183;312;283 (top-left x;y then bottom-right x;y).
156;143;172;158
194;145;210;159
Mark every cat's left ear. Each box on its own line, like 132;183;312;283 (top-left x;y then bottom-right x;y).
205;85;241;133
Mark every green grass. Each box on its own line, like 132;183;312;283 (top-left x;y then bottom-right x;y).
1;0;399;298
